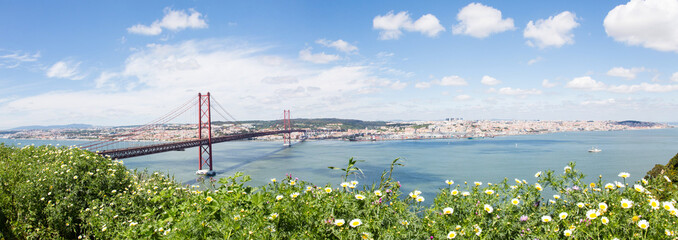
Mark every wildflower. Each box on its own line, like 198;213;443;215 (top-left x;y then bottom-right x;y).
535;183;543;191
618;172;630;178
290;180;296;186
451;189;459;195
634;184;645;192
620;199;633;209
400;220;409;226
416;196;425;203
549;199;556;204
542;215;552;223
484;204;493;213
361;232;371;239
577;202;585;208
270;178;276;183
564;166;572;173
269;213;279;220
563;229;572;237
340;182;349;188
474;181;482;186
129;222;138;227
553;194;561;200
641;178;648;184
355;194;366;200
205;196;213;203
519;215;528;221
445;180;454;185
462;191;470;197
590;182;596;188
443;207;454;215
599;202;608;211
290;192;299;198
233;215;241;221
535;171;542;177
559;212;568;220
666;229;675;236
473;225;482;236
349;219;362;227
511;198;520;205
515;178;522;184
663;202;675;211
586;209;598;220
306;186;313;191
637;219;649;230
374;190;382;196
73;175;78;179
334;219;345;227
351;180;359;186
601;216;609;225
325;187;332;193
632;215;640;222
615;181;624;188
664;175;672;182
447;231;457;239
276;195;283;201
101;225;107;232
484;189;495;195
649;199;660;209
604;183;615;190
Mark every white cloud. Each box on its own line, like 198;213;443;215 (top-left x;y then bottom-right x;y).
566;76;678;93
0;50;40;68
46;61;85;80
415;82;432;89
494;87;542;95
565;76;607;90
316;39;358;53
390;81;407;90
672;72;678;82
452;3;515;38
604;0;678;53
439;75;468;86
606;67;645;80
542;79;557;88
527;56;543;65
454;94;472;101
581;98;616;106
373;11;445;40
480;75;501;86
127;8;207;36
524;11;580;48
299;48;341;64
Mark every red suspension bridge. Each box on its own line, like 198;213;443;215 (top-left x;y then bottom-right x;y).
79;92;304;176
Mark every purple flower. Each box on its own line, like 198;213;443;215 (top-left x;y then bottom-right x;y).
520;215;529;222
572;185;580;191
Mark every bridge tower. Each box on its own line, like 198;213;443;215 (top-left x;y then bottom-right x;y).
283;110;291;147
196;92;215;176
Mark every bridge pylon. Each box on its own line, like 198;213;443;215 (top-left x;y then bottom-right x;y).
196;92;215;176
283;110;291;147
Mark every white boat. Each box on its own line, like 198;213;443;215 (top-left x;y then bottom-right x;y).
588;147;602;153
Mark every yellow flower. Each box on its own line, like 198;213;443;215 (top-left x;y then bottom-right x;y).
290;192;299;198
511;198;520;205
400;220;409;226
416;196;425;202
484;189;495;195
632;215;639;222
601;216;609;225
443;207;454;215
447;231;457;239
451;189;459;195
641;178;648;185
349;219;362;228
586;209;598;220
553;195;561;200
340;182;349;188
276;195;283;201
361;232;371;239
637;220;649;230
325;187;332;193
306;186;313;191
542;215;552;223
445;180;454;185
634;184;645;192
334;219;345;227
618;172;630;178
269;213;279;220
535;183;543;191
563;229;572;237
604;183;615;190
205;196;213;203
289;180;296;186
355;194;366;200
474;225;482;236
462;191;470;196
577;202;585;208
515;178;522;184
599;202;608;211
270;178;276;183
663;202;675;211
374;190;382;196
233;215;241;221
564;166;572;173
649;199;660;209
590;182;596;188
535;171;542;178
474;181;482;186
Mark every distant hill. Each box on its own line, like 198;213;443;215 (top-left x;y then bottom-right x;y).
10;124;95;130
220;118;401;130
614;120;661;128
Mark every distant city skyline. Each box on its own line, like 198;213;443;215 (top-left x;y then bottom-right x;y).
1;0;677;129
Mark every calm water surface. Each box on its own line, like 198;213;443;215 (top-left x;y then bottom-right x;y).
3;128;677;201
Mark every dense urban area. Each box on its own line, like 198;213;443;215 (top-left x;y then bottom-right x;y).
0;119;670;142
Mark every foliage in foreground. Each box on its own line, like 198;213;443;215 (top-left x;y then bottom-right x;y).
1;144;677;239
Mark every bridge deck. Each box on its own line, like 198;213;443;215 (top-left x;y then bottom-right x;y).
96;130;304;159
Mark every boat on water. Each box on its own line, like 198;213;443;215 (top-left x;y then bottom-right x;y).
588;147;602;153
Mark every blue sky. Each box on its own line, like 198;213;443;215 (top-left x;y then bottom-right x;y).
1;0;677;129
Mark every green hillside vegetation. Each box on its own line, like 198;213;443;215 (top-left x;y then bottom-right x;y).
1;144;678;239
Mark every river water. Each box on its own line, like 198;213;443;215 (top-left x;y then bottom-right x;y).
2;128;677;201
